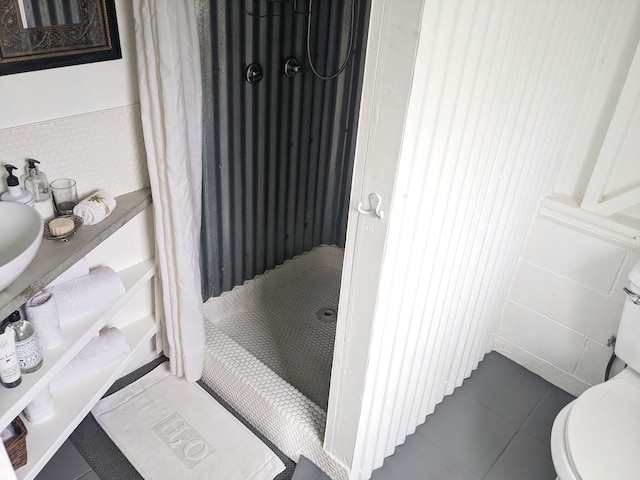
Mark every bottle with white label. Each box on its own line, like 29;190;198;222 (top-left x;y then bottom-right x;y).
24;159;55;220
0;320;21;388
5;311;43;374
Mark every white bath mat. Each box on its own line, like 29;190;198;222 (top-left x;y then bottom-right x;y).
92;363;285;480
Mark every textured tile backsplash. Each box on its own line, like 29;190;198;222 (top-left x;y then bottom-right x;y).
0;105;149;199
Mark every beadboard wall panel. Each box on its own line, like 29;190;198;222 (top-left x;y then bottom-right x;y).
342;1;633;478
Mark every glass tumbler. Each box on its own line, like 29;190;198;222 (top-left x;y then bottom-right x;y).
50;178;78;216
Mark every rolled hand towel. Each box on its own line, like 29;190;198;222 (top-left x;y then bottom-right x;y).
50;327;130;393
23;385;55;423
72;190;117;225
47;257;90;288
50;267;125;326
25;291;62;349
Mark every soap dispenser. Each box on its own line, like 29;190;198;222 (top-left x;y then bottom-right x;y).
24;159;55;219
1;164;33;206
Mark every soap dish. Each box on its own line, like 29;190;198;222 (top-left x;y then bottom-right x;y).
44;215;83;242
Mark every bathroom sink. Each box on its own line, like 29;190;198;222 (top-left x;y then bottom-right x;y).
0;202;44;292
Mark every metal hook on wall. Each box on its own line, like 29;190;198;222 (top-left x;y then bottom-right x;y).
356;193;384;219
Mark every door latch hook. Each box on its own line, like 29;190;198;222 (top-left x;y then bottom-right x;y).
357;193;384;219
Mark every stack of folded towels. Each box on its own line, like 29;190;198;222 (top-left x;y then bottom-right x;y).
22;259;130;423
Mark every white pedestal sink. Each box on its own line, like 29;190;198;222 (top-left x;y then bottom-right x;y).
0;202;44;292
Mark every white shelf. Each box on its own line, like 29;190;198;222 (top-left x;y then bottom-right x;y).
0;189;156;480
15;315;156;480
0;189;152;321
0;259;156;431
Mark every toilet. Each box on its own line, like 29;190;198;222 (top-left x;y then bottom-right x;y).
550;260;640;480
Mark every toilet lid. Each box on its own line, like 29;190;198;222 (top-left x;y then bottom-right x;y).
566;373;640;480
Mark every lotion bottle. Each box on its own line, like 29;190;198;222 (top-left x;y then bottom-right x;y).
0;318;22;388
24;159;55;220
5;311;43;374
1;164;34;206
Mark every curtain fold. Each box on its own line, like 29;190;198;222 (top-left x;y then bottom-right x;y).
132;0;205;381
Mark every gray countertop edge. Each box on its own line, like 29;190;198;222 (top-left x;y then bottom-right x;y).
0;188;153;321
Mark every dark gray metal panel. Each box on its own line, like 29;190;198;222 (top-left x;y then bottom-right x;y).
200;0;370;299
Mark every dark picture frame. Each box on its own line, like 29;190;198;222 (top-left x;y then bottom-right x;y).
0;0;121;76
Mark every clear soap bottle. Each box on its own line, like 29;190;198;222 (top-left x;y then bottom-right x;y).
5;311;43;374
24;159;55;220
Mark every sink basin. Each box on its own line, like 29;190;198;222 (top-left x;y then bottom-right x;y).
0;202;44;292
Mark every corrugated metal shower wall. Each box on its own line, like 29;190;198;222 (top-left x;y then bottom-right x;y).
198;0;371;299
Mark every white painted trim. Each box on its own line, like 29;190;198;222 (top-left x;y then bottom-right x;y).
581;39;640;215
324;0;425;472
541;195;640;248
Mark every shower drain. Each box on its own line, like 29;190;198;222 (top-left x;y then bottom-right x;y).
316;307;338;323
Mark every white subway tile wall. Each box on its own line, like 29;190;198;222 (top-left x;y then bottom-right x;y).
496;216;640;396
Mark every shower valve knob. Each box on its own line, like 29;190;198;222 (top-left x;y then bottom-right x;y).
246;63;264;84
284;57;302;77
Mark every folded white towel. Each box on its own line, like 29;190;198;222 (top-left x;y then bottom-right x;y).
50;267;125;326
23;385;55;423
25;291;62;350
0;424;15;443
50;327;130;393
72;190;116;226
47;258;90;288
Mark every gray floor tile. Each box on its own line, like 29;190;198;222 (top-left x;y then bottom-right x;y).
372;431;481;480
41;351;565;480
292;456;331;480
522;386;575;444
78;471;101;480
458;352;550;426
416;391;517;477
484;430;556;480
35;439;92;480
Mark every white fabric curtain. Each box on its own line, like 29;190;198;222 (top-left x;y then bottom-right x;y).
132;0;205;381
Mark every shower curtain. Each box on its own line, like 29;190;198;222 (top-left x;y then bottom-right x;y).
132;0;205;381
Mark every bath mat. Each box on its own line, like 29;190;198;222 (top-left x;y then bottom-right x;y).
92;363;285;480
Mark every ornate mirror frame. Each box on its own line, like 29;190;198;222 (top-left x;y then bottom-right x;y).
0;0;121;76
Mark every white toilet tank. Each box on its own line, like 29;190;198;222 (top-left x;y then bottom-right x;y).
615;260;640;372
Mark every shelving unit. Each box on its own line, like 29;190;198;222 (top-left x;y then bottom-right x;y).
0;189;152;321
0;188;156;480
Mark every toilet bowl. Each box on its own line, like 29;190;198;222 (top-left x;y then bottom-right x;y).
550;260;640;480
551;368;640;479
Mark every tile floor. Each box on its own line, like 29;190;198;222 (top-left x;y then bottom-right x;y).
35;352;574;480
368;352;575;480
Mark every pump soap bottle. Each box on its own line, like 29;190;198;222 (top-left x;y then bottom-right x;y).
24;159;55;220
1;164;34;206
